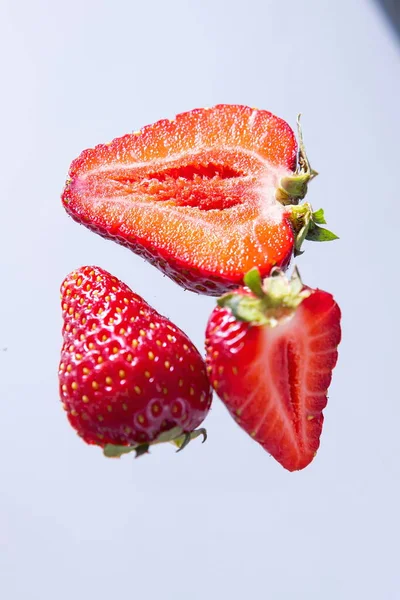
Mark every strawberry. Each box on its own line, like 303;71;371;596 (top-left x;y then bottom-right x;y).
205;268;341;471
59;266;212;457
62;105;337;296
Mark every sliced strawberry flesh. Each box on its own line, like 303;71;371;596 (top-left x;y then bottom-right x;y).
69;148;263;211
69;105;297;178
63;106;297;287
256;293;339;470
65;157;293;278
207;289;341;471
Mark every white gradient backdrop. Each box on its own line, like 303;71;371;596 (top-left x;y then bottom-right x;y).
1;0;399;598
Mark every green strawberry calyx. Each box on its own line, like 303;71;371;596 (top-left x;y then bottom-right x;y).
276;115;338;255
218;267;311;327
289;204;339;256
276;114;318;205
103;426;207;459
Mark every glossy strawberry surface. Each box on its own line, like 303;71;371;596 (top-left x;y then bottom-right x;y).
59;266;212;450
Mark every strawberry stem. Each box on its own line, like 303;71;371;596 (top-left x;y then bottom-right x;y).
276;115;318;205
274;116;338;253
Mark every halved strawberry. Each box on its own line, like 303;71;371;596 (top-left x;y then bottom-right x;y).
62;105;336;295
205;268;341;471
59;266;212;457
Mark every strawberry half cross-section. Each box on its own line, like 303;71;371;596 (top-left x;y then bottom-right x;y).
62;105;337;295
205;268;342;471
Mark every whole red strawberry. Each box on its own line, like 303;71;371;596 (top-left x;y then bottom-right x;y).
62;105;337;296
59;266;212;456
205;268;341;471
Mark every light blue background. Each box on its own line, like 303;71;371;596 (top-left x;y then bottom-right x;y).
1;0;399;598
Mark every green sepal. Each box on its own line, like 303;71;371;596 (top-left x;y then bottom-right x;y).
243;267;265;298
306;225;339;242
293;217;311;256
311;208;327;225
278;173;311;203
218;293;268;325
219;267;277;323
103;444;149;458
134;444;151;458
154;426;183;444
289;203;338;255
289;266;304;295
275;116;338;254
173;428;207;452
102;426;207;459
218;267;311;327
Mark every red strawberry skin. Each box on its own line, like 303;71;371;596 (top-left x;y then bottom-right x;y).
205;280;341;471
59;266;212;449
62;105;298;295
